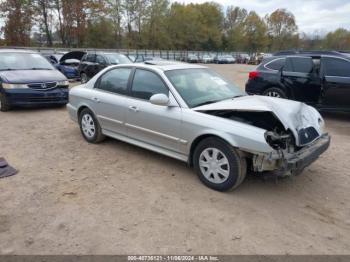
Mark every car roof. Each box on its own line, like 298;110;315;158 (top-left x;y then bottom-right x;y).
273;50;350;58
127;61;207;71
0;49;38;54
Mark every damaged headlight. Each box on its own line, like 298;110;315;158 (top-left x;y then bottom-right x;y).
265;131;292;150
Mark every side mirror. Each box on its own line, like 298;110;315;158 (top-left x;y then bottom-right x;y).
150;93;169;106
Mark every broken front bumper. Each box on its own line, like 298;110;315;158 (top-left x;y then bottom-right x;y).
253;134;331;175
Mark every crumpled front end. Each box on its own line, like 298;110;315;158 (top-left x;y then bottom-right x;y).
194;95;330;176
252;134;330;176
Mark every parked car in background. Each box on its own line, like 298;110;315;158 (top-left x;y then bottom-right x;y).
214;55;236;64
78;52;131;83
246;51;350;112
236;53;250;64
185;54;199;63
133;54;162;63
0;49;69;111
199;54;214;64
45;51;85;80
67;61;329;191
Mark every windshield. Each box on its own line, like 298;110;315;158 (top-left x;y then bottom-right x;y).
0;52;54;70
104;53;131;64
165;68;245;108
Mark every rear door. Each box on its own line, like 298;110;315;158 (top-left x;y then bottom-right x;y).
321;56;350;109
91;67;133;136
282;56;321;103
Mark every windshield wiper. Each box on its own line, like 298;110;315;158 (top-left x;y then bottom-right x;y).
194;100;221;107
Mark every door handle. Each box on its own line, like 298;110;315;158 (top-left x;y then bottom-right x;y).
128;105;139;112
92;97;100;103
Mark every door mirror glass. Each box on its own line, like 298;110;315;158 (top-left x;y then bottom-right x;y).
150;93;169;106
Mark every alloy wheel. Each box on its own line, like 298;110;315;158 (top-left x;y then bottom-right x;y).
266;91;281;98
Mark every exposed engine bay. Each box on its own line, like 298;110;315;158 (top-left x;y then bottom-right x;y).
200;109;304;175
201;110;296;151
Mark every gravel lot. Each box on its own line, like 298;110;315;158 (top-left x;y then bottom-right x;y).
0;64;350;255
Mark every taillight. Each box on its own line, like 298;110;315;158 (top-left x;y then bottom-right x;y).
249;71;259;79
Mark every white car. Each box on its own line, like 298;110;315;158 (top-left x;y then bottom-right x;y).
67;61;330;191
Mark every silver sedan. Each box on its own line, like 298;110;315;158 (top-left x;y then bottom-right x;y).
67;61;330;191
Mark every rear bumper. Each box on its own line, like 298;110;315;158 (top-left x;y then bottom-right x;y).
2;87;69;106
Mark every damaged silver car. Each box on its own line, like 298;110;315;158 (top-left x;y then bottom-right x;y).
67;61;330;191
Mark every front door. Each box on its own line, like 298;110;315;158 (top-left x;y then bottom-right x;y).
321;57;350;110
125;69;182;154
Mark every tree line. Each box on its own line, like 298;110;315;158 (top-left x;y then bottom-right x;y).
0;0;349;52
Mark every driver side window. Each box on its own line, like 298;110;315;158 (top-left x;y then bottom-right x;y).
131;69;169;100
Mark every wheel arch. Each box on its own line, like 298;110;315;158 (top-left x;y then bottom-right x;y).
188;133;239;167
77;104;95;119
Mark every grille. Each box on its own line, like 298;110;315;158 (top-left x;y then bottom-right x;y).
298;127;319;145
28;82;57;90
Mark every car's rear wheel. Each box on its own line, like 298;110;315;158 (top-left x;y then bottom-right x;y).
263;87;287;99
193;137;247;191
79;108;105;143
0;93;11;112
80;73;88;84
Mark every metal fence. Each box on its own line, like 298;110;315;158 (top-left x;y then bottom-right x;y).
0;46;252;61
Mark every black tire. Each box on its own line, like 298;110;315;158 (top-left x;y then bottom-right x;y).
78;108;105;143
193;137;247;192
263;87;287;99
80;72;88;84
0;93;11;112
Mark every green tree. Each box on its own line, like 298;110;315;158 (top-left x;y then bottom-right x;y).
225;6;247;51
0;0;33;46
266;8;298;50
323;28;350;50
243;11;268;53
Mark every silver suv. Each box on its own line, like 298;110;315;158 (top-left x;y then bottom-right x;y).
67;61;330;191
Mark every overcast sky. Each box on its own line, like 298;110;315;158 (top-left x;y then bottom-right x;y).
174;0;350;34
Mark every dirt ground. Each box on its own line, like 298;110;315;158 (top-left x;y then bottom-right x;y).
0;64;350;255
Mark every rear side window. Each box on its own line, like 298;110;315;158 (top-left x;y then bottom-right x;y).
284;57;313;73
97;68;132;95
265;58;285;70
323;57;350;77
131;69;168;100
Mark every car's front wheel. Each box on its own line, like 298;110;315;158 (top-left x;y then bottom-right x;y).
0;93;10;112
263;87;287;99
79;108;105;143
193;137;247;191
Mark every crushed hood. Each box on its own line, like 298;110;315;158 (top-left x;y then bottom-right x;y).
193;95;323;146
60;51;86;63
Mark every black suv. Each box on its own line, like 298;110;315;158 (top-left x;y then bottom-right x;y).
78;52;131;83
245;51;350;112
